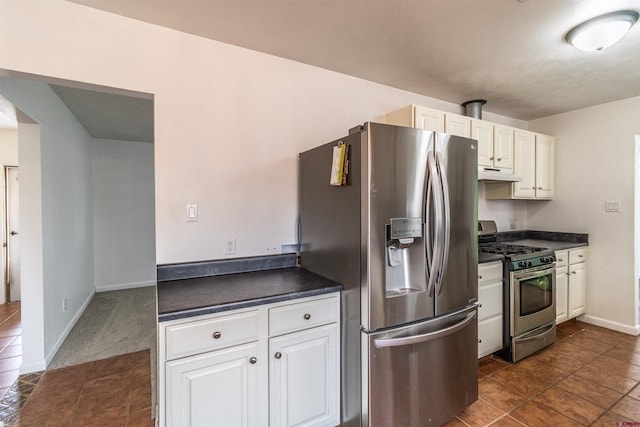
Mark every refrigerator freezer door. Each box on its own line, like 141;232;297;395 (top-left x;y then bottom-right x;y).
365;123;435;332
434;133;478;315
363;305;478;427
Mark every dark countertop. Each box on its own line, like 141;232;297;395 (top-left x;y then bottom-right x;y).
478;230;588;263
157;267;342;322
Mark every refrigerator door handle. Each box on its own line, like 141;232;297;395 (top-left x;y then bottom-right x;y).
435;151;450;295
373;311;477;348
426;150;442;297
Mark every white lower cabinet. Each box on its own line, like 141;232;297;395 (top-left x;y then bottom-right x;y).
270;323;339;427
158;293;341;427
477;261;503;358
166;342;265;427
555;247;588;324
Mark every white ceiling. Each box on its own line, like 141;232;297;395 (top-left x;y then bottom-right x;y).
68;0;640;121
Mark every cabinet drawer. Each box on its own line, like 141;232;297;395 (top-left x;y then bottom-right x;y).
166;310;260;360
478;261;502;284
478;281;502;321
478;316;503;358
569;247;587;264
555;250;568;267
269;295;339;336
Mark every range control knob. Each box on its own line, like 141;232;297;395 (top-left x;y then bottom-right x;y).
527;261;533;267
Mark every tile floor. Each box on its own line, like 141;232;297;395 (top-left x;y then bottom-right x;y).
0;302;154;426
446;319;640;427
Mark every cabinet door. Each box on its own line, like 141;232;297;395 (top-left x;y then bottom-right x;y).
493;125;514;170
472;119;494;168
445;114;471;138
535;135;554;199
555;266;568;324
166;342;266;427
270;324;339;427
569;262;587;318
478;316;503;358
512;130;536;198
414;106;445;132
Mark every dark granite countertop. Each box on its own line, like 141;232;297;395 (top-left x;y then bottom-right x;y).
157;267;342;322
506;238;587;251
478;230;588;263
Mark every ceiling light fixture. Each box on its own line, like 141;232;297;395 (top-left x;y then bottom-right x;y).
565;9;639;52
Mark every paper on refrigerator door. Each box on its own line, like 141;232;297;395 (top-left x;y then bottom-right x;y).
330;142;347;186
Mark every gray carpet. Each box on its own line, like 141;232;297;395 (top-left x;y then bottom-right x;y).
48;286;157;413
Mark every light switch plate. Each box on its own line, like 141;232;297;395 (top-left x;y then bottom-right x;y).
186;204;198;222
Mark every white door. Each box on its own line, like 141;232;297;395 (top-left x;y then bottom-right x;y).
6;167;20;302
269;323;339;427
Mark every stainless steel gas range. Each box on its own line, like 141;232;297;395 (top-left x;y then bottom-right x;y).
478;221;557;362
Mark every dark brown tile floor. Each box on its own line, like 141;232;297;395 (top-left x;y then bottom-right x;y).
14;350;154;426
446;319;640;427
0;302;154;427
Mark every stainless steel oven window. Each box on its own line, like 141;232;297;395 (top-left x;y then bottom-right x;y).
519;272;553;315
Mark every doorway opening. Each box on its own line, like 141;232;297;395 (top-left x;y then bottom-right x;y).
4;166;20;303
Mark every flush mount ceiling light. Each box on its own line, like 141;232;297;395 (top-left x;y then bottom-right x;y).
565;9;639;51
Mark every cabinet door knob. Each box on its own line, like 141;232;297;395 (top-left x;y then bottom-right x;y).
249;357;257;364
478;303;483;308
478;339;482;343
478;274;483;279
304;313;311;320
489;156;494;160
532;187;536;190
212;331;221;339
497;157;502;161
538;187;543;190
275;352;282;359
578;254;584;258
558;258;563;262
571;271;577;275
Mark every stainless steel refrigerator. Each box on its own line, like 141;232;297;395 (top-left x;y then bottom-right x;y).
299;122;478;427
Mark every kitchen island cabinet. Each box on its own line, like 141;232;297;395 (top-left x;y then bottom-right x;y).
159;293;340;427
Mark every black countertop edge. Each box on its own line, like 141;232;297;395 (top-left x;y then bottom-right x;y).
496;230;588;245
158;285;342;322
157;253;298;282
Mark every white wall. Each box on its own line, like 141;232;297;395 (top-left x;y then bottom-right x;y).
0;76;96;370
0;129;18;305
0;0;525;265
529;96;640;333
92;138;155;291
478;184;528;232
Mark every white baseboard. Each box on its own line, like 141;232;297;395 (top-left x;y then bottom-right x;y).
577;314;640;336
44;288;96;367
19;359;46;375
95;280;156;292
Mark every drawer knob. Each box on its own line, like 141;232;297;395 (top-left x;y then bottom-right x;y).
497;157;502;161
249;357;257;364
478;303;483;308
538;187;543;190
558;258;564;262
571;271;577;275
275;352;282;359
478;275;483;279
478;339;482;343
578;254;584;258
212;331;222;339
304;313;311;320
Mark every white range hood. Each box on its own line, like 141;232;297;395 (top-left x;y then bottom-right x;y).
478;168;522;182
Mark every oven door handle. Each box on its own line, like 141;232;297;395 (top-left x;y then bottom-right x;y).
517;322;555;342
513;265;555;280
373;311;476;348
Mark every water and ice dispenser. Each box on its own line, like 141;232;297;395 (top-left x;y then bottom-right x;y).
385;217;426;297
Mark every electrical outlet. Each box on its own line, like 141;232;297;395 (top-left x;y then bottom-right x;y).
224;237;236;255
605;200;621;212
62;298;68;311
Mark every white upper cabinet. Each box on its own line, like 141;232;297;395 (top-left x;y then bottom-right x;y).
485;131;555;200
513;130;536;198
472;119;494;168
386;104;444;132
493;125;515;171
445;113;471;138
